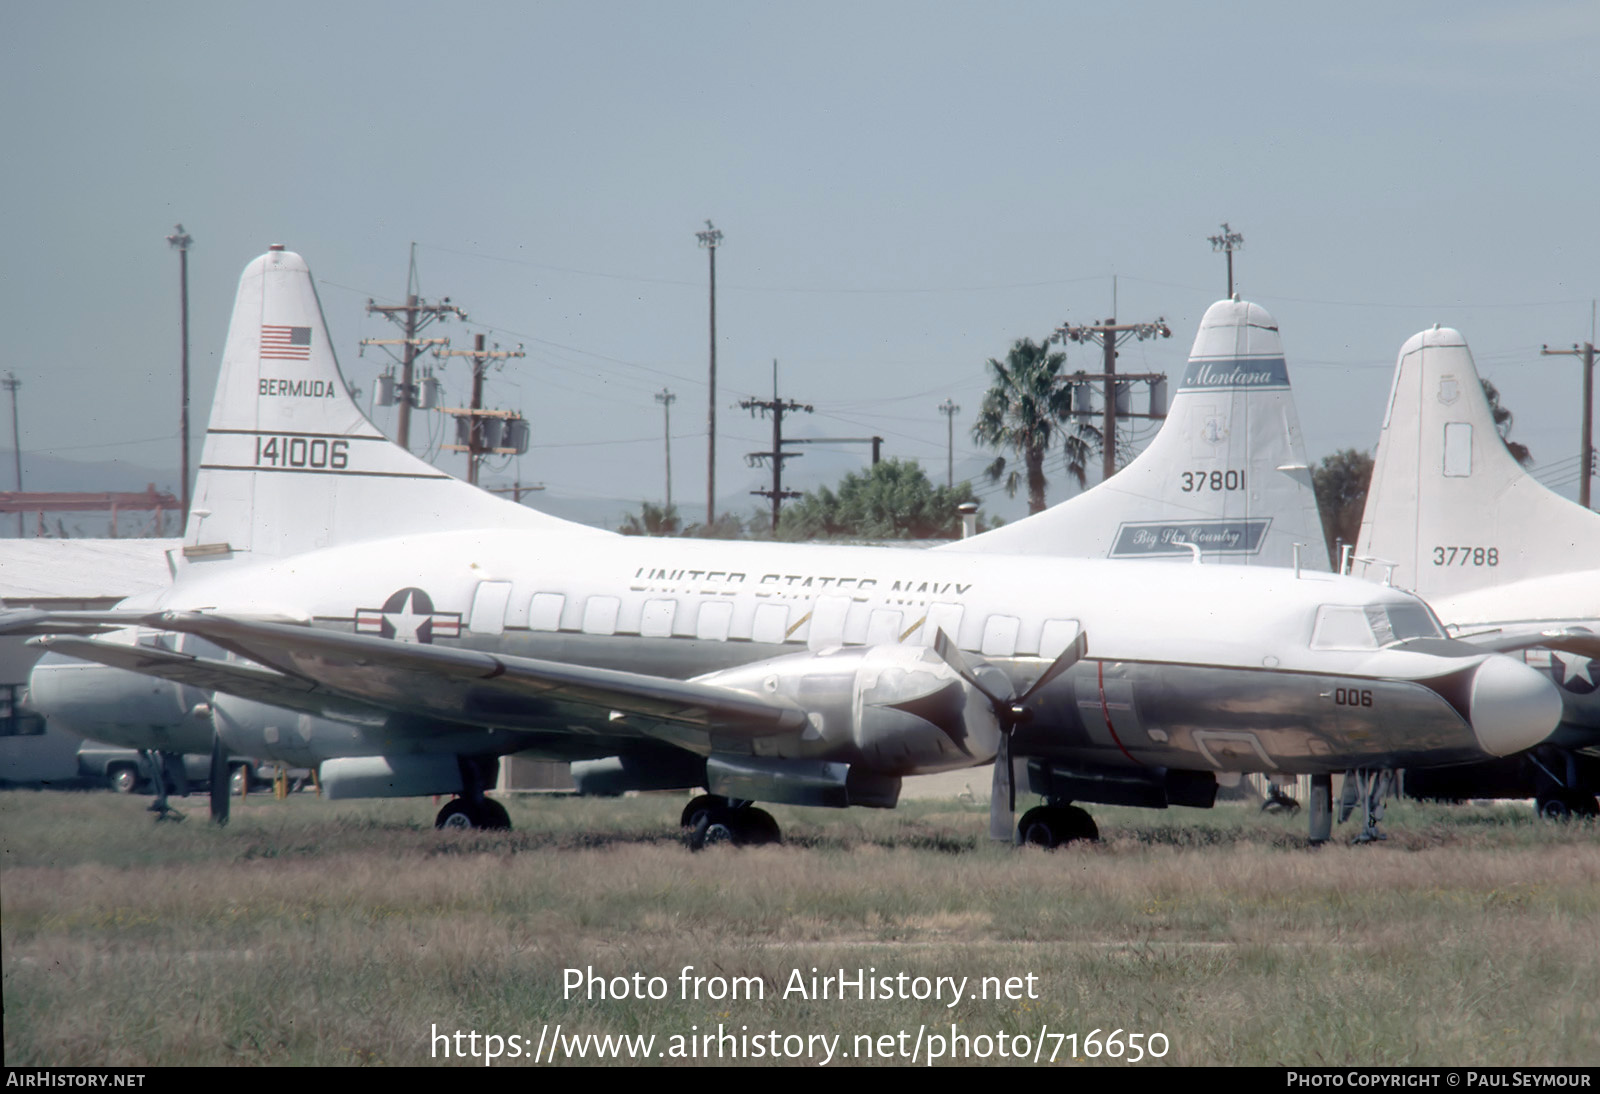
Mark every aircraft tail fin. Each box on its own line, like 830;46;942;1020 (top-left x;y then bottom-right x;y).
947;299;1328;568
185;246;598;564
1355;327;1599;598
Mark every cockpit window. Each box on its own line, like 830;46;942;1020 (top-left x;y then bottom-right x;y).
1368;602;1443;644
1310;606;1377;650
1312;602;1444;650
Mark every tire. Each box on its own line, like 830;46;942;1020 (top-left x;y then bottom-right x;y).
1019;805;1099;848
229;765;251;797
436;799;479;830
689;810;736;851
680;794;722;830
480;799;512;830
108;765;139;795
1018;806;1060;848
1058;804;1100;842
1537;795;1573;822
738;807;781;846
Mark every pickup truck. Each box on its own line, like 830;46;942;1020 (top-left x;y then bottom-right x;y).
76;743;270;796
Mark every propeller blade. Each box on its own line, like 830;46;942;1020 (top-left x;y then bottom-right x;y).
1018;630;1088;704
208;733;229;826
988;732;1014;842
932;628;1008;708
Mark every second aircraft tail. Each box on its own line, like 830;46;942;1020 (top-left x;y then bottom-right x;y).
948;299;1328;569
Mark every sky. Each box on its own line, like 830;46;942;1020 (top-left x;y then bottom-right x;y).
3;1;1597;530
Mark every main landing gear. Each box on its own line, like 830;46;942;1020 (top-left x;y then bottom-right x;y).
1015;803;1099;848
1536;790;1600;822
681;794;782;850
434;757;511;830
435;797;511;830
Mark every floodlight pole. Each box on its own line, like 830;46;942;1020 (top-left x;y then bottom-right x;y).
655;388;677;513
1542;340;1597;509
938;398;960;488
3;372;20;536
166;224;193;521
697;221;722;527
1208;222;1244;298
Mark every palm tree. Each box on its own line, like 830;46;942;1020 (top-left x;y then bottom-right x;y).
972;338;1099;513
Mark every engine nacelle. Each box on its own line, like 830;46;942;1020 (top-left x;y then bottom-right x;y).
694;644;1004;775
211;695;381;768
28;651;212;754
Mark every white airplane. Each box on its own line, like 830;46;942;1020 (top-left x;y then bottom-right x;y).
944;297;1329;570
1354;325;1600;818
11;248;1564;847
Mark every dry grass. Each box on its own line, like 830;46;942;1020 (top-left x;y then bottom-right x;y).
2;789;1596;1066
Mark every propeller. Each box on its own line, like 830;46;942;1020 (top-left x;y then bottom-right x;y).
932;627;1087;843
207;729;229;826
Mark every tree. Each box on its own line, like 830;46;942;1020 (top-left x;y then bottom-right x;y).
1481;379;1533;467
618;501;681;536
971;338;1100;513
777;458;982;540
1313;448;1373;565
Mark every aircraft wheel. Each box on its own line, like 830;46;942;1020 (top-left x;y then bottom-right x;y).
109;765;140;794
1018;806;1062;848
688;809;737;851
1537;794;1574;822
229;764;252;797
480;798;512;830
1058;805;1100;842
1019;805;1099;848
436;799;481;830
680;794;725;830
738;807;782;846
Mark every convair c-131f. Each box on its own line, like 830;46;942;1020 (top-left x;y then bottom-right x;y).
13;247;1563;846
1354;325;1600;818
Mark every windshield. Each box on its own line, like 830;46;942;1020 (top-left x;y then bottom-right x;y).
1311;602;1444;650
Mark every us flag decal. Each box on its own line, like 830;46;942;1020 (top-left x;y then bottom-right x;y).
261;324;312;360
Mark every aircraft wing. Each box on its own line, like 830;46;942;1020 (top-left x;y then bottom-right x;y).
1452;626;1600;659
143;611;810;738
28;634;374;721
0;608;161;637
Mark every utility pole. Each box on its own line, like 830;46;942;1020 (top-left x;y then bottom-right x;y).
166;224;193;520
365;246;465;449
3;373;20;536
435;335;527;485
1052;317;1172;482
1208;222;1244;298
655;388;677;513
938;399;960;488
742;360;813;531
697;221;722;527
1542;337;1597;509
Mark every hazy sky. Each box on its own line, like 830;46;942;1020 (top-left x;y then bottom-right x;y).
3;1;1597;527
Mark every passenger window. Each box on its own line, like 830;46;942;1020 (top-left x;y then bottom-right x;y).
582;596;620;636
640;599;675;638
808;595;851;651
751;603;790;645
1038;619;1083;660
696;600;733;641
865;609;904;645
468;581;512;636
528;593;565;632
981;615;1020;657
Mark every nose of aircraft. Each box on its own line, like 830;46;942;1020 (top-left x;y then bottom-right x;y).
1468;655;1564;756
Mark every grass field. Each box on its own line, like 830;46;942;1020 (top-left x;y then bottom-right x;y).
2;787;1596;1067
